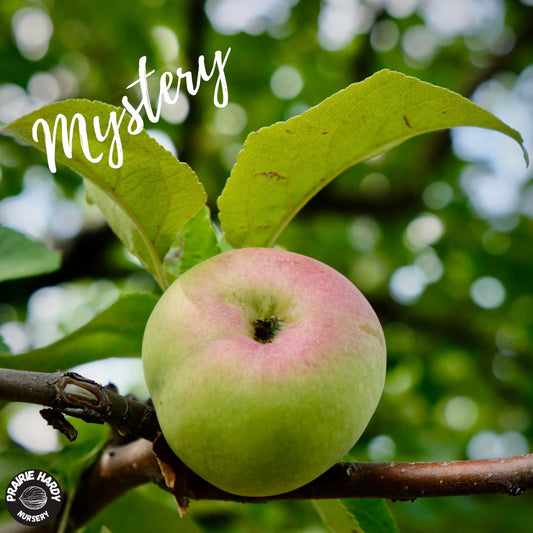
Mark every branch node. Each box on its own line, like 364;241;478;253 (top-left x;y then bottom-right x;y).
345;463;357;478
57;372;112;416
63;383;99;404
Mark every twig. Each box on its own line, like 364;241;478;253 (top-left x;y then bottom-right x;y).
0;368;158;441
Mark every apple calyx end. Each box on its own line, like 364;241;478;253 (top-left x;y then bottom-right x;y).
252;316;281;344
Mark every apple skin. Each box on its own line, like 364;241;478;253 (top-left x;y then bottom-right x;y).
142;247;386;497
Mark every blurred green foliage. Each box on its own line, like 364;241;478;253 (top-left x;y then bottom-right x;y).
0;1;532;532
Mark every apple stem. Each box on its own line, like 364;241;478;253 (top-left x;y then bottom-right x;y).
252;316;281;344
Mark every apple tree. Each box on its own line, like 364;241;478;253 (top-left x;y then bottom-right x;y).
0;69;531;533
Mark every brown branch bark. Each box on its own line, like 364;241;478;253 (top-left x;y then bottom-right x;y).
67;439;162;528
0;368;158;441
1;368;532;532
4;438;532;533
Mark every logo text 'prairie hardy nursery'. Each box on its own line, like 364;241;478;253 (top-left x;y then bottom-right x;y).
5;469;63;526
32;48;231;173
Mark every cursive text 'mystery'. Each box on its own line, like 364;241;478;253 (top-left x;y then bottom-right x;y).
32;48;231;173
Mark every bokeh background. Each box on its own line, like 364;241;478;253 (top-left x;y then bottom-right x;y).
1;1;532;531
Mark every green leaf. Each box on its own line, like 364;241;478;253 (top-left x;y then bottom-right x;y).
164;205;222;283
218;69;529;248
2;100;207;289
0;292;158;372
0;419;108;494
51;420;110;492
313;499;399;533
83;485;202;533
313;500;363;532
341;499;399;533
0;225;61;282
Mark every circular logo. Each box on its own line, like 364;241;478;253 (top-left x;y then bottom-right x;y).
5;470;63;527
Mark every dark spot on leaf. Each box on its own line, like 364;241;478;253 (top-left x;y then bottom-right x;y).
403;115;412;128
255;171;286;181
321;131;329;135
285;129;292;134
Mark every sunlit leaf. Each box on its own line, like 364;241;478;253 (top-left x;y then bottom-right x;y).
218;69;528;248
0;225;61;282
0;292;158;372
2;100;207;289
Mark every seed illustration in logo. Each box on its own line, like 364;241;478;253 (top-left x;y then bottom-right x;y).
19;486;48;510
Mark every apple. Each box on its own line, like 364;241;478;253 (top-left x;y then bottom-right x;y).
142;247;386;497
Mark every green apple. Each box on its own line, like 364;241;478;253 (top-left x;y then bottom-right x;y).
142;247;386;497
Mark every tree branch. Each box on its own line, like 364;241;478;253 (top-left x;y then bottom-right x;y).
0;368;158;441
6;439;531;533
164;452;533;503
1;367;532;532
67;439;162;528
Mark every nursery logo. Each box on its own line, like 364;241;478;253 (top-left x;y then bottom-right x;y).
5;469;63;527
